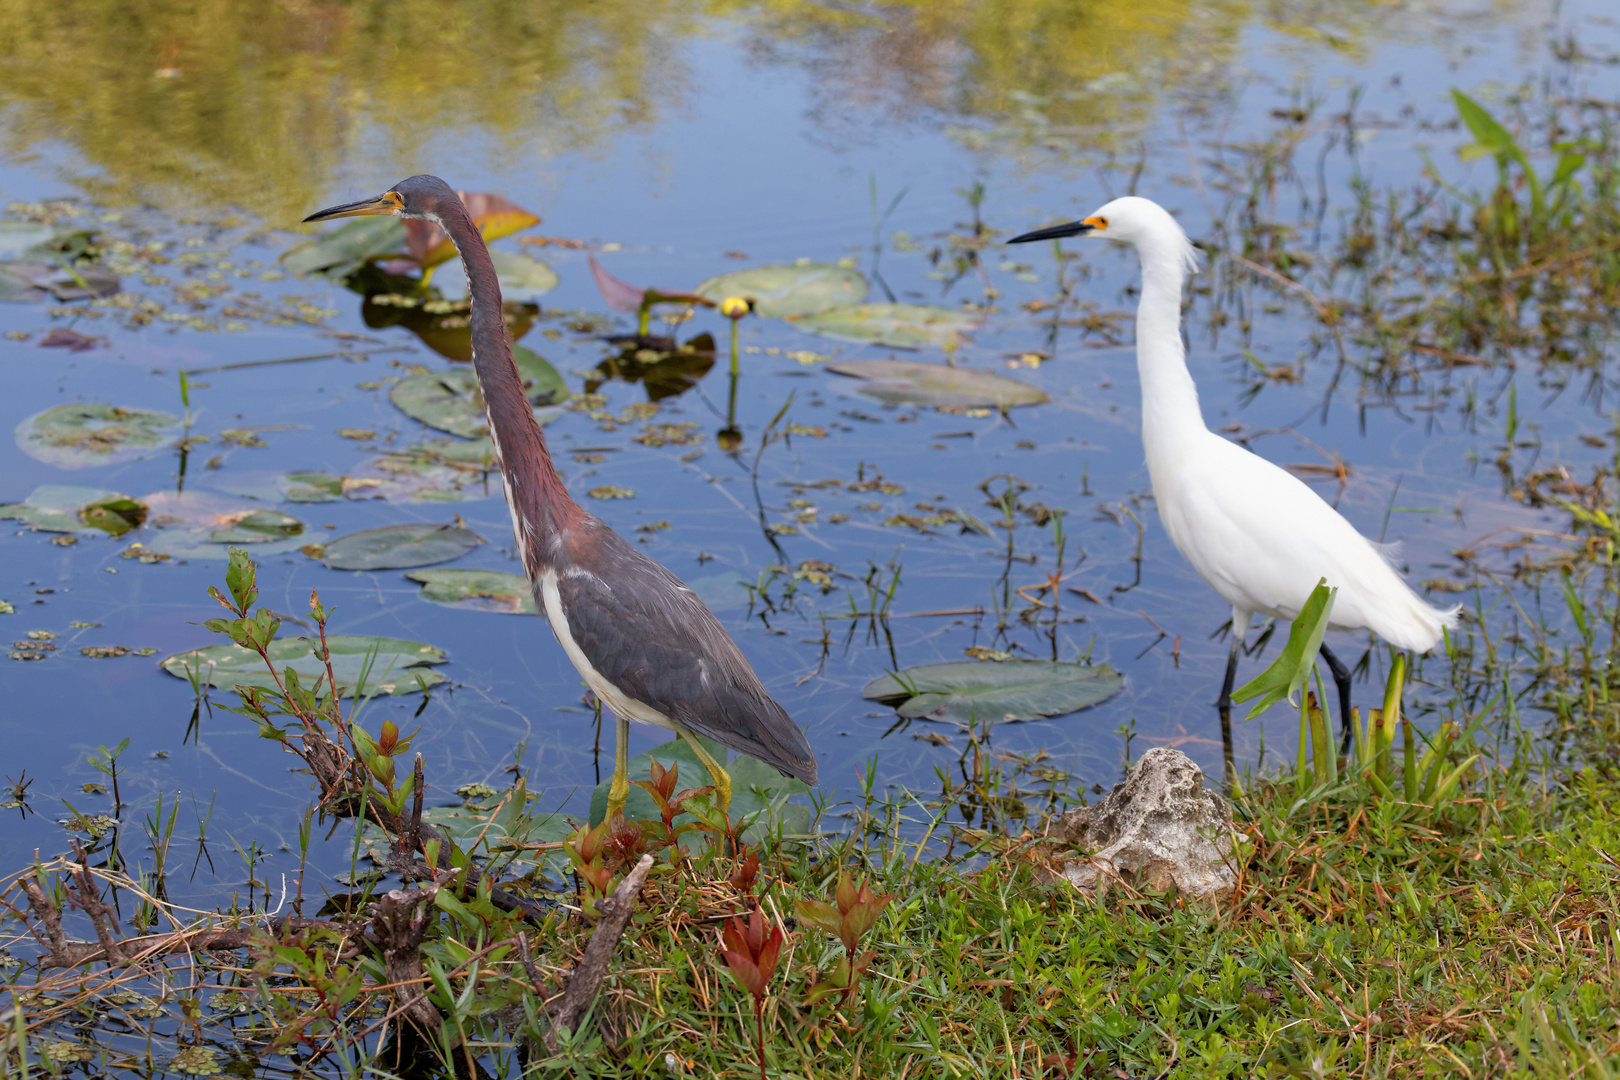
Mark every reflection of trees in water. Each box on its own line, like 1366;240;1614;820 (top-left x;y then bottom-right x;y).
719;0;1495;157
0;0;691;218
0;0;1508;217
721;0;1249;153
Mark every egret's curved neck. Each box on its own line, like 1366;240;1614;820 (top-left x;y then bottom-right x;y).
436;201;580;569
1133;237;1205;467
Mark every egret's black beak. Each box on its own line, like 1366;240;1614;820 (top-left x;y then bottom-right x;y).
1007;220;1095;244
303;191;404;223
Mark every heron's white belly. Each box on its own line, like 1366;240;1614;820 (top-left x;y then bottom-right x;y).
539;568;676;731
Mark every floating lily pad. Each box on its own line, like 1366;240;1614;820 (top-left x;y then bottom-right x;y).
587;736;814;840
16;403;182;468
281;216;407;279
826;359;1049;408
209;509;303;543
311;523;484;570
0;222;55;258
0;260;120;303
491;250;559;302
789;303;982;349
390;354;565;438
862;659;1124;724
405;568;536;614
358;777;573;878
694;263;868;317
286;472;344;503
161;634;447;697
0;485;132;535
140;492;309;559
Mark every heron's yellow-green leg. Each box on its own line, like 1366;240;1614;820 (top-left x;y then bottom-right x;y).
605;713;631;820
674;723;731;819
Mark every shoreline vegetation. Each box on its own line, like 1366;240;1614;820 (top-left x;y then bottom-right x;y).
4;28;1620;1080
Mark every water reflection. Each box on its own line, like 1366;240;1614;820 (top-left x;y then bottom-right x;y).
0;0;691;218
0;0;1441;217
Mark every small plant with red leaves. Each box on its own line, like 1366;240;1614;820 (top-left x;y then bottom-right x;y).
630;756;716;849
729;846;760;895
796;871;894;1006
562;820;619;920
718;906;784;1080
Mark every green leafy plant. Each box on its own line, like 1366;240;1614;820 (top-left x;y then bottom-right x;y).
796;871;894;1006
1450;89;1591;252
1232;579;1339;788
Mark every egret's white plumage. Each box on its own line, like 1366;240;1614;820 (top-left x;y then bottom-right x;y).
1013;196;1458;722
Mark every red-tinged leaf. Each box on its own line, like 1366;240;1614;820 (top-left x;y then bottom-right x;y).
722;917;749;957
589;253;647;313
795;898;841;936
377;719;399;755
756;924;784;983
836;871;858;914
720;950;766;1000
729;849;760;893
401;191;542;271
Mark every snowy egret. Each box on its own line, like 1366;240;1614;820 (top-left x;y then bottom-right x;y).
304;177;817;820
1010;196;1459;751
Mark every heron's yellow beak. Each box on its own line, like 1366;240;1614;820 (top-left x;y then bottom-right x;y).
302;191;404;223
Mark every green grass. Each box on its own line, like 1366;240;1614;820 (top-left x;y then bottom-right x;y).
7;743;1620;1078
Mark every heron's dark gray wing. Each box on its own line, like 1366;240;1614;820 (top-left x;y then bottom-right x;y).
547;520;817;784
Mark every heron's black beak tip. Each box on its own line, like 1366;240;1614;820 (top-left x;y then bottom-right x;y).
303;192;403;223
1007;220;1095;245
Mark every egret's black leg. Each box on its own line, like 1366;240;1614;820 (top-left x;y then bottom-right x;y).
1320;643;1354;756
1217;635;1242;792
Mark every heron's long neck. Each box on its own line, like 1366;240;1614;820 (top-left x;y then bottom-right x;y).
1134;243;1206;474
441;203;580;573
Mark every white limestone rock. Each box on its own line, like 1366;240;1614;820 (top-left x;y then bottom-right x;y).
1046;747;1237;904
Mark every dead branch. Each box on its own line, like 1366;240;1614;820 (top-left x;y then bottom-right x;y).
363;885;443;1034
66;842;125;967
541;853;655;1051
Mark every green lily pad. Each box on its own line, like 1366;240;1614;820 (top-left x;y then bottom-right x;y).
285;472;344;503
826;359;1049;408
357;777;573;878
694;263;868;318
862;659;1124;724
161;634;447;697
491;250;559;302
390;354;565;438
311;523;484;570
140;492;309;559
209;509;303;543
81;497;148;537
588;735;814;840
0;485;132;534
0;222;55;258
281;216;407;279
16;403;182;468
405;568;536;614
789;303;982;349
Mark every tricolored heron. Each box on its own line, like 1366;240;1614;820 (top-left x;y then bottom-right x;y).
304;175;818;818
1009;197;1459;759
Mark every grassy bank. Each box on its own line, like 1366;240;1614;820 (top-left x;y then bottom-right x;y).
5;715;1619;1078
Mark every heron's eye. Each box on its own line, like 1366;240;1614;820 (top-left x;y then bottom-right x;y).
1096;216;1109;228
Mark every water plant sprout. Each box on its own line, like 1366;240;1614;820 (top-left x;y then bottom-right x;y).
1010;197;1460;763
302;176;818;822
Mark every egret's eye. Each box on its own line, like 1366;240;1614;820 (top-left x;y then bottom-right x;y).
1096;216;1109;228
